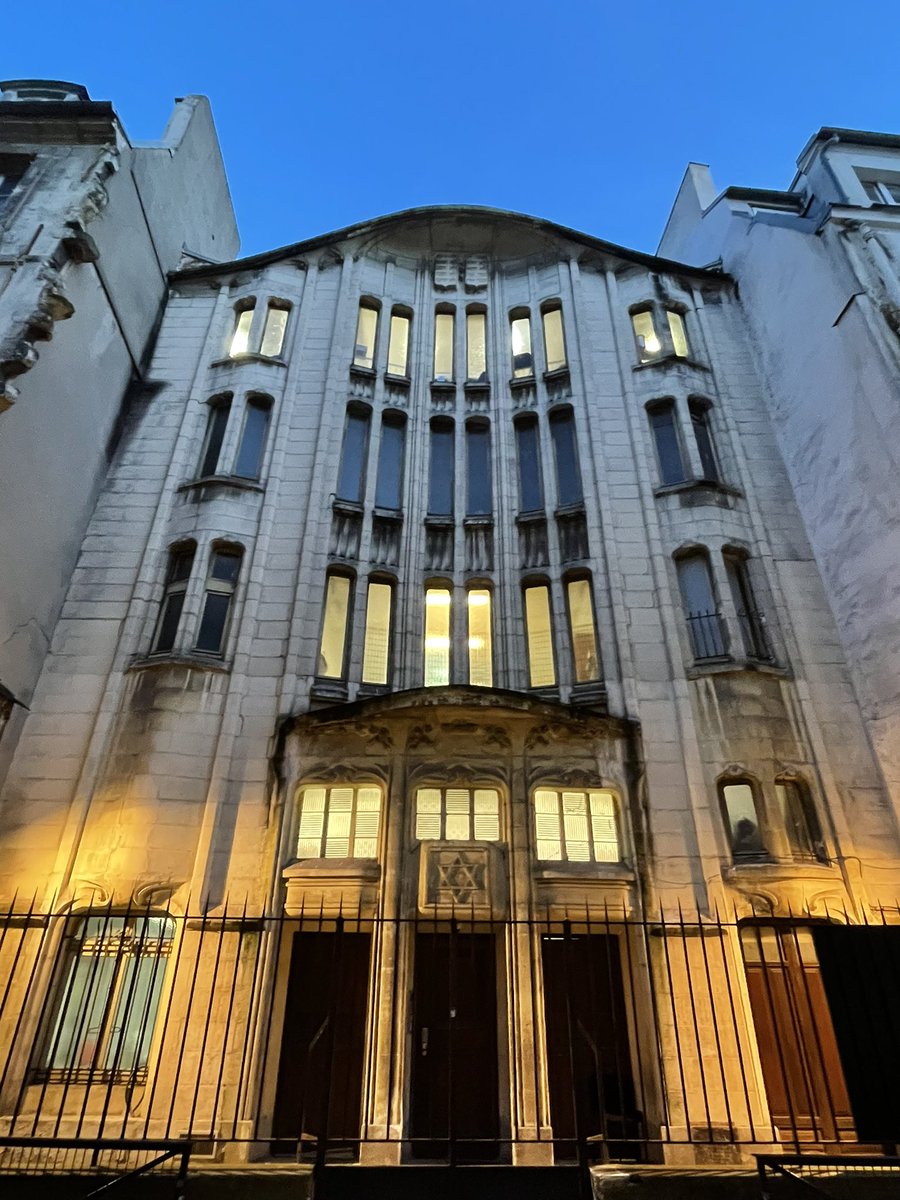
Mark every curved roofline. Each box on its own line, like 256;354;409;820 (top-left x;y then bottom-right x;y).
171;204;731;284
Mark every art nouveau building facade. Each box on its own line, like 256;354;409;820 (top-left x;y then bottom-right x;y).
1;102;899;1174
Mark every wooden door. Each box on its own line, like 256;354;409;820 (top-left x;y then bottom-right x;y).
409;932;499;1161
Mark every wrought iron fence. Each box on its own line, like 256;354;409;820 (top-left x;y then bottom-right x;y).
0;897;899;1177
738;609;775;663
685;610;728;660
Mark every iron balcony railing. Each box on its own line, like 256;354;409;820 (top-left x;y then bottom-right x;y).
685;610;728;659
738;609;775;662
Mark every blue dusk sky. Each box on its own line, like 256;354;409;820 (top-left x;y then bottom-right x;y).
4;0;899;259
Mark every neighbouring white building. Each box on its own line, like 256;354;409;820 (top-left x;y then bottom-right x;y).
0;88;899;1184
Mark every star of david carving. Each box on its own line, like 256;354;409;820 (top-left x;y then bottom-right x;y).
437;855;486;904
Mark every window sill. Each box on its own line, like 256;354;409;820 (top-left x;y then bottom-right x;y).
543;366;570;384
463;515;494;529
357;682;391;698
283;859;381;881
722;857;836;883
373;506;403;522
211;353;286;368
653;479;742;501
509;374;536;390
350;363;376;380
332;498;364;516
430;379;456;394
633;354;708;373
553;502;586;519
127;652;231;675
529;685;559;702
516;509;547;525
178;474;265;495
464;379;490;395
310;678;349;703
384;372;411;388
570;681;607;710
686;658;789;681
533;862;634;884
424;514;455;529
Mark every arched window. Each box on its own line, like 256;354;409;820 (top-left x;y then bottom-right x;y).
631;307;660;363
647;399;686;486
466;306;487;382
374;411;406;511
233;395;272;480
676;551;727;659
195;544;243;656
433;306;455;382
229;300;255;357
361;577;393;686
549;407;583;507
689;398;719;482
523;581;556;687
335;403;372;503
533;788;620;862
719;778;768;860
541;301;567;373
565;575;600;683
353;300;379;370
424;585;452;686
514;414;544;512
414;786;500;841
297;784;382;859
428;418;455;516
776;776;827;863
318;572;353;679
509;308;534;379
467;587;493;687
259;301;291;358
724;550;773;662
152;541;196;654
198;394;232;478
465;419;492;516
387;307;411;377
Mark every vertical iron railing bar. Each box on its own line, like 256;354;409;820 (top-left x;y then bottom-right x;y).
527;910;545;1148
618;901;650;1154
746;920;802;1152
784;913;841;1145
598;900;626;1155
0;892;39;1095
184;905;228;1138
381;906;402;1146
164;899;209;1139
447;912;457;1165
141;897;192;1140
2;894;57;1127
695;908;735;1141
714;903;759;1143
658;904;691;1144
231;903;267;1142
0;890;24;1027
209;896;247;1142
676;901;713;1140
635;906;670;1148
771;912;821;1145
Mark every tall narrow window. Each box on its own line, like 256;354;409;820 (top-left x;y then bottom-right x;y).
428;419;455;516
374;412;406;511
631;310;660;362
0;155;30;214
541;304;567;373
229;304;255;357
361;580;393;685
335;405;371;503
318;574;351;679
434;310;455;382
233;397;271;480
195;546;242;655
415;787;500;841
689;400;719;482
533;789;619;863
667;310;689;358
259;302;290;358
719;780;767;860
387;309;411;377
677;553;727;659
524;584;555;687
38;914;174;1081
466;421;492;516
353;302;379;370
725;553;772;661
510;311;534;379
424;587;451;686
467;588;493;687
152;543;195;654
297;785;382;859
549;408;583;507
566;578;600;683
648;402;686;486
466;309;487;382
775;778;827;863
515;416;544;512
198;397;231;478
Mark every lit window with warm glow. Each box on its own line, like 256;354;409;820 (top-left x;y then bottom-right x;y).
387;311;410;376
467;589;493;687
466;310;487;382
415;787;500;841
542;305;567;372
297;785;382;859
534;789;619;863
353;303;378;369
424;587;451;686
260;302;289;357
510;314;534;378
434;311;455;381
361;580;392;685
524;584;555;687
318;574;351;678
229;305;254;356
631;310;660;362
667;310;689;358
566;579;600;683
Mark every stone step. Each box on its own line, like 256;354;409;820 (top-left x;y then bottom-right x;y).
316;1164;586;1200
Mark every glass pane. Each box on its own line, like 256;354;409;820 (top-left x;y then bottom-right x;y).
467;589;493;687
445;788;471;840
353;787;382;859
424;588;451;686
362;582;392;685
210;550;241;585
516;419;544;511
233;402;270;479
260;305;288;357
318;575;350;678
428;424;455;515
722;783;765;857
416;788;442;840
562;792;590;861
387;314;410;376
534;789;562;861
678;556;715;615
196;591;232;654
466;424;492;515
354;305;378;369
434;312;455;381
153;589;185;654
336;410;370;503
374;418;405;510
199;402;230;477
298;787;326;856
550;411;582;506
567;579;599;682
510;316;533;378
46;953;116;1070
466;311;487;381
542;307;566;372
649;406;685;486
103;953;167;1072
631;310;660;362
168;548;195;585
776;780;819;858
473;789;499;841
667;311;689;358
524;585;555;687
324;787;352;857
691;406;719;482
589;791;619;861
230;307;254;356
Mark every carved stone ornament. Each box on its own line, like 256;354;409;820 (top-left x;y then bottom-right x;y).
297;761;388;787
355;722;394;752
133;882;179;911
407;723;436;750
422;845;491;910
70;880;112;910
441;720;511;750
528;765;603;790
408;760;506;788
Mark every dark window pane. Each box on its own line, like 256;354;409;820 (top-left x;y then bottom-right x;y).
649;406;685;485
466;425;492;515
678;555;726;658
516;420;543;511
210;551;242;584
199;403;230;477
233;403;270;479
336;410;370;502
550;411;582;506
374;418;405;510
196;592;232;654
167;549;194;585
154;591;185;654
428;424;455;515
691;406;719;482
